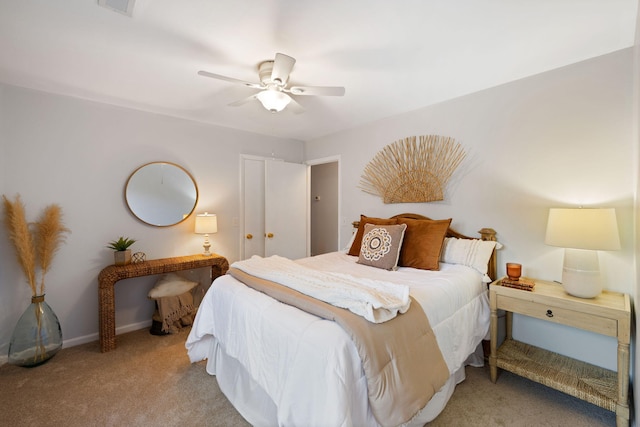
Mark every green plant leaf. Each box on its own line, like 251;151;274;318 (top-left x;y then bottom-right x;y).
106;237;136;251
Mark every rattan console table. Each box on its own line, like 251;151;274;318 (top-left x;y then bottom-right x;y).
98;254;229;352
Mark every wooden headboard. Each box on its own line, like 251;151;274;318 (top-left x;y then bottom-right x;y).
352;213;498;281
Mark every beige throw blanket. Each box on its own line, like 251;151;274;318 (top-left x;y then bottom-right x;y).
229;268;449;427
155;291;195;333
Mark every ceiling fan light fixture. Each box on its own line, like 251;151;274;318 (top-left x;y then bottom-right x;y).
198;52;344;114
256;89;291;113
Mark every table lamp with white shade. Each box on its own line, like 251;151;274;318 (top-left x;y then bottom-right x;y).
544;208;620;298
195;212;218;256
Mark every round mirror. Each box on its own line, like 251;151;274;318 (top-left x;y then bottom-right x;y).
125;162;198;227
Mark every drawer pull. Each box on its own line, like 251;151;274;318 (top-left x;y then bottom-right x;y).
546;309;554;318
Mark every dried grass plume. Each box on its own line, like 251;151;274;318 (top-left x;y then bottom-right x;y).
2;194;70;296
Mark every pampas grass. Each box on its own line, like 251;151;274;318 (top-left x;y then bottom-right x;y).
3;195;37;295
2;194;70;296
34;205;70;296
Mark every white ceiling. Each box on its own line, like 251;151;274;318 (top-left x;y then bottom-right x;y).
0;0;637;142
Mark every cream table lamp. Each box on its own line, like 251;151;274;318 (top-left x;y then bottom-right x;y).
544;208;620;298
195;212;218;256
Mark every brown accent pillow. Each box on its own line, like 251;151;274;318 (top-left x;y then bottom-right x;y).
357;223;407;270
397;218;452;270
348;215;398;256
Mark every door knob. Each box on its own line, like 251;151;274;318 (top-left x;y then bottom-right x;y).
267;233;274;238
246;234;253;240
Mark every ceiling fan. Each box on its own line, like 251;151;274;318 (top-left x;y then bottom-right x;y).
198;53;345;113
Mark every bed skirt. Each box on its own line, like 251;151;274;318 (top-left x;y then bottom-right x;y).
200;335;474;427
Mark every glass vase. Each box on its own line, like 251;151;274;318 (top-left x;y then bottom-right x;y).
8;295;63;367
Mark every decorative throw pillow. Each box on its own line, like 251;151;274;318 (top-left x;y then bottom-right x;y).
348;214;398;256
357;223;407;270
342;230;357;253
397;217;452;270
440;237;498;282
148;273;199;299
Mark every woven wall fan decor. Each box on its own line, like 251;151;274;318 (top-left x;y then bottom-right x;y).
359;135;466;203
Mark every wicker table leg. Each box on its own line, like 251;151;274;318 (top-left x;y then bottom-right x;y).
98;282;116;352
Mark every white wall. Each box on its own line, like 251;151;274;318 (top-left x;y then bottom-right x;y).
0;84;5;200
633;6;640;425
0;84;303;356
305;48;636;371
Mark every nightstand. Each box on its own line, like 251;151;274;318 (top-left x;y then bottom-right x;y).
489;278;630;427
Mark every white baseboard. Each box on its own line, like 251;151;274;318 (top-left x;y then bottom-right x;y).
62;320;152;348
0;320;153;366
115;320;153;336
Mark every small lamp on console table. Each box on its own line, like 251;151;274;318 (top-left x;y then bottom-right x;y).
195;212;218;256
544;208;620;298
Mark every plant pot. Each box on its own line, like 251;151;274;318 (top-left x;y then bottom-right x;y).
8;295;63;367
114;249;132;266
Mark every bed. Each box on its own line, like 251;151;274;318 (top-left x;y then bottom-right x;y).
186;213;498;426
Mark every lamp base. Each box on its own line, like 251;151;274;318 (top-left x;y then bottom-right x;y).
202;235;212;257
562;268;601;298
561;248;602;298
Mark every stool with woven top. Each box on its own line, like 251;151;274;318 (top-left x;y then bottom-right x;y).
148;272;199;335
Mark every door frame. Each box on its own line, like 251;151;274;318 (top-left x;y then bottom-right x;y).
306;155;342;252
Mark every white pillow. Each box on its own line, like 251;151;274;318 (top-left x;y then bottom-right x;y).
148;273;198;299
440;237;498;282
341;230;357;253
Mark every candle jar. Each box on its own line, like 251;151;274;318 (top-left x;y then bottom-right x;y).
506;263;522;281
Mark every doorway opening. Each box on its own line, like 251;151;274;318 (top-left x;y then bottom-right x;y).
308;156;340;256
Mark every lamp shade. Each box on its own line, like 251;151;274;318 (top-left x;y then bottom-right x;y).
545;208;620;251
256;89;291;113
195;212;218;234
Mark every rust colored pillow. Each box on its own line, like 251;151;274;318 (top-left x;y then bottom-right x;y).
397;217;452;270
348;215;398;256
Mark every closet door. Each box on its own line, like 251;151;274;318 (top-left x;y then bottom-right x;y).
242;158;308;260
243;158;266;259
265;160;308;259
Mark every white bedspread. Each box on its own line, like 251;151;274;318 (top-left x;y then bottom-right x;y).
231;255;410;323
186;252;490;426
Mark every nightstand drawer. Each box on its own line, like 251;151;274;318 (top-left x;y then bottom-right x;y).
497;295;617;337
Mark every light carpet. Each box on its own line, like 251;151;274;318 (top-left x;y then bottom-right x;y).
0;327;616;426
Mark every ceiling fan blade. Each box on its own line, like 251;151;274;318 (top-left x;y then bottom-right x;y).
287;97;305;114
271;53;296;85
228;94;258;107
287;85;345;96
198;70;263;89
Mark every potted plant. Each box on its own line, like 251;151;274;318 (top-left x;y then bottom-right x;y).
107;237;136;266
